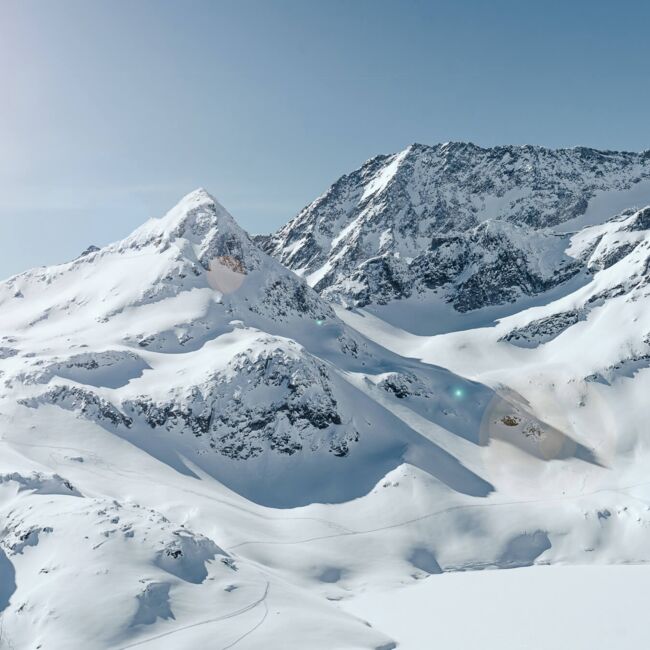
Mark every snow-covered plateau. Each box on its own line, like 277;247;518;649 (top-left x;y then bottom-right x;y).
2;142;650;649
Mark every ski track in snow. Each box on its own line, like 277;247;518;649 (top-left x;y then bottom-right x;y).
1;436;356;535
220;595;270;650
117;582;270;650
229;479;650;551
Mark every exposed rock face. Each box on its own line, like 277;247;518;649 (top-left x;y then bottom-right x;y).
122;342;358;460
19;385;134;429
500;310;586;347
264;142;650;309
495;206;650;374
624;206;650;232
77;244;100;258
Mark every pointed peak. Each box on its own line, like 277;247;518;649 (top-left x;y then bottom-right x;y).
164;187;234;227
130;188;244;244
436;141;481;153
187;186;211;197
178;186;218;206
117;188;264;275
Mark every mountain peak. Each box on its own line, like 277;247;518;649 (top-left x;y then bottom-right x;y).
156;187;240;236
266;142;650;310
122;187;258;271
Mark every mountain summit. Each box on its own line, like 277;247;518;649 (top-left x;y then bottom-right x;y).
125;188;265;273
265;143;650;310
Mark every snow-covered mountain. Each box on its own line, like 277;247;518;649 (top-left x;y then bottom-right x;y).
0;189;505;510
0;188;509;648
265;142;650;310
3;149;650;650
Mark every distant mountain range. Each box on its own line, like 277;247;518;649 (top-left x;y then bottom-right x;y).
265;142;650;310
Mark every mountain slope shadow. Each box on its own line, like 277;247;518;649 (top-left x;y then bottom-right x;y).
113;374;494;508
0;548;16;613
480;388;605;467
5;188;497;509
18;352;496;508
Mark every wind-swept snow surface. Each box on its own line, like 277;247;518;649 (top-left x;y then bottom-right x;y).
2;151;650;649
345;565;650;650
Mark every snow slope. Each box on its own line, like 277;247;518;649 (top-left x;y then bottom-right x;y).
344;565;650;650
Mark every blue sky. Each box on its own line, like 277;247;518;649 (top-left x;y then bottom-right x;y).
1;0;649;279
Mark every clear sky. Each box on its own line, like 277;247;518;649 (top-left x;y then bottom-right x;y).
1;0;649;279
